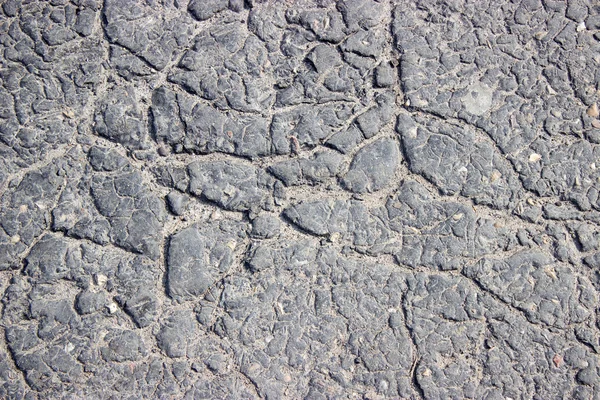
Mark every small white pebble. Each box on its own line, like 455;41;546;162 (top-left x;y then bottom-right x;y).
529;153;542;162
62;108;75;119
210;210;223;221
576;21;586;32
490;170;502;183
106;302;119;314
544;267;558;280
328;232;341;243
452;213;464;221
94;273;108;287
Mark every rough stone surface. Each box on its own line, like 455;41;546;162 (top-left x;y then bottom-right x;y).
1;1;599;399
341;137;401;193
166;222;244;303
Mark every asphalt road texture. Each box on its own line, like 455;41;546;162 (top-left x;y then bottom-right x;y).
0;0;600;399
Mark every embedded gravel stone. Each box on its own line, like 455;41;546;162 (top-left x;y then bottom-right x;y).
250;214;281;239
94;86;147;150
341;137;401;193
156;310;199;358
167;222;245;302
397;112;522;209
268;150;344;186
188;160;274;212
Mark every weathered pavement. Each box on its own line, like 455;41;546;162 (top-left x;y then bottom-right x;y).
0;0;599;398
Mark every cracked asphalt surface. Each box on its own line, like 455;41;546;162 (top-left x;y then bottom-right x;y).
0;0;599;398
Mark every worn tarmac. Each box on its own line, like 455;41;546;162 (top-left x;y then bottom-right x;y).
0;0;599;398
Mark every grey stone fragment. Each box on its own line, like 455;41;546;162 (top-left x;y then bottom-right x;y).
51;183;112;248
342;138;400;193
104;0;193;70
341;28;386;58
283;200;342;236
42;345;83;382
246;239;318;273
176;98;230;150
283;199;394;253
73;6;97;37
571;222;600;252
150;86;185;145
356;92;395;139
306;44;343;74
167;227;210;301
101;330;146;362
326;92;395;153
272;105;350;154
152;164;189;192
90;172;166;259
0;350;26;399
152;86;271;158
463;251;597;328
250;214;281;239
387;180;515;270
94;86;146;150
325;124;364;154
543;203;584;221
517;140;600;212
397;112;522;209
167;225;239;302
247;6;287;52
337;0;387;31
375;62;396;87
166;191;189;216
268;150;344;186
1;163;64;271
188;0;229;21
156;310;198;358
88;146;129;172
29;298;78;341
123;289;159;328
75;290;107;315
188;160;273;212
583;252;600;268
288;9;346;43
23;235;70;282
